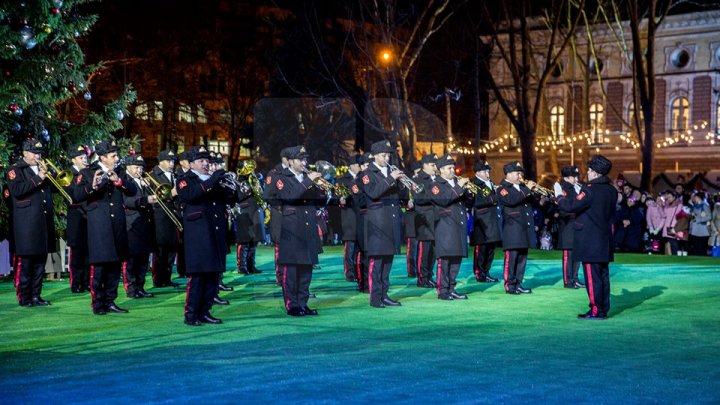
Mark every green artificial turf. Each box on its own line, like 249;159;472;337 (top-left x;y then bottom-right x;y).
1;247;719;403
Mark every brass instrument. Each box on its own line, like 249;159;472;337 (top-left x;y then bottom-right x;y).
306;160;350;198
219;172;250;194
38;159;73;203
520;179;554;198
453;175;488;197
140;174;183;232
237;160;267;209
388;164;425;193
142;172;172;201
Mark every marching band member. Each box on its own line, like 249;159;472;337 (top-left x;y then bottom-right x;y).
65;144;91;293
470;161;500;283
362;141;403;308
556;155;617;320
209;151;233;297
6;139;55;307
177;146;230;325
263;147;292;285
351;153;371;293
413;154;439;288
234;160;263;275
497;161;535;295
337;155;363;282
74;139;137;315
429;154;470;300
150;149;180;288
122;154;156;299
554;166;584;289
275;146;325;316
403;162;421;278
174;150;190;278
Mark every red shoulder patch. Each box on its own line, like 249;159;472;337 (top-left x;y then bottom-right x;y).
499;188;508;197
76;174;83;184
576;191;586;200
3;189;9;198
178;180;187;190
351;184;359;194
362;175;370;185
276;179;284;190
8;170;16;180
266;176;272;185
431;186;440;195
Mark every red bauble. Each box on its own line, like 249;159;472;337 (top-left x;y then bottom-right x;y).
129;149;136;155
51;8;60;15
9;104;18;112
4;71;11;77
66;60;74;68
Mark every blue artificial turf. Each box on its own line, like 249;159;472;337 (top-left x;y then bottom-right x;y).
1;247;718;403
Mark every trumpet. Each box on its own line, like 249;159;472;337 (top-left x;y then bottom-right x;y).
219;172;250;194
38;159;73;203
140;175;183;232
453;175;488;197
305;160;346;197
389;165;425;193
520;179;554;198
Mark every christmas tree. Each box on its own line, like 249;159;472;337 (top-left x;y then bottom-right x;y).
0;0;136;240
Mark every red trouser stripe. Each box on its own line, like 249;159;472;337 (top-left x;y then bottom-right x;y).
503;250;511;291
89;264;96;308
406;239;412;275
474;245;480;277
122;261;129;294
282;265;290;310
436;258;443;295
368;258;375;303
344;242;348;275
14;256;22;303
416;242;424;283
68;248;75;288
562;250;568;285
184;275;192;316
585;263;597;316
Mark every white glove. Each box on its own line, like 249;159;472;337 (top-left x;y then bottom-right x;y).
553;182;563;198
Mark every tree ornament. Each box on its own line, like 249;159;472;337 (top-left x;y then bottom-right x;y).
19;25;36;49
68;81;76;92
8;104;18;113
78;82;85;89
4;70;11;77
53;0;64;7
42;23;52;34
116;110;124;120
51;8;60;16
12;123;21;132
15;107;23;116
129;149;135;155
66;60;74;68
41;128;49;142
83;92;92;101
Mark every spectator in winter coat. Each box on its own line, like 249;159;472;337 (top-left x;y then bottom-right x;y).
659;190;683;255
688;192;711;256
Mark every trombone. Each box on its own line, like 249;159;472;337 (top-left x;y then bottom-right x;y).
38;159;73;203
141;173;183;232
388;164;425;193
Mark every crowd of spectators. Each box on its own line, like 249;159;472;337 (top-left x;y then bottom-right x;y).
533;177;720;257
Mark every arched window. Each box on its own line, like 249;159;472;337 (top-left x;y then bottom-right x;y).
590;103;604;144
550;105;565;141
670;97;689;136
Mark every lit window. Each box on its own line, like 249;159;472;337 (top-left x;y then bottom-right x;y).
153;101;163;121
507;109;519;147
134;103;150;120
178;104;193;123
590;103;604;143
550;105;565;140
197;105;207;124
670;97;689;136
